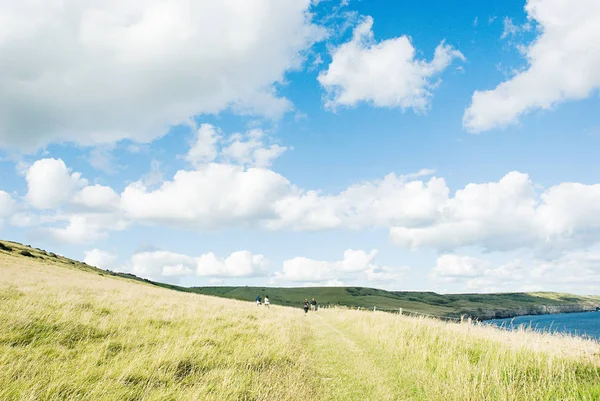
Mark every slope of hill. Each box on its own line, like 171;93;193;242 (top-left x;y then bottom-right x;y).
2;240;598;321
1;240;600;400
0;240;195;292
191;286;600;320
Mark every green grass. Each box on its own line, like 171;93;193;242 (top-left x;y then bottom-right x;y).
1;242;600;400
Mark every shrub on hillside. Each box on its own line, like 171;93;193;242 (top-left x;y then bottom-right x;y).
0;242;12;252
19;250;35;258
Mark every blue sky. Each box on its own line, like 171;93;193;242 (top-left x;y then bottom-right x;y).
1;0;600;294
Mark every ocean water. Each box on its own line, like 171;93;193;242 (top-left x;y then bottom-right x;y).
487;311;600;341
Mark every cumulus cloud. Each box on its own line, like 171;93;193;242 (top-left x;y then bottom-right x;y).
464;0;600;132
72;185;120;212
22;158;128;243
0;190;17;229
84;249;118;270
0;0;325;151
221;130;288;168
25;159;87;209
318;16;464;111
120;164;291;229
0;191;16;219
129;251;196;279
122;166;442;232
126;249;268;280
431;254;491;279
185;124;289;169
275;249;407;284
196;251;269;277
11;140;600;256
271;170;446;231
185;124;222;167
431;250;600;293
42;213;129;244
390;172;600;253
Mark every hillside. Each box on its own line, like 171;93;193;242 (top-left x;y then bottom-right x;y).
1;240;600;400
0;240;197;292
2;240;598;321
192;286;600;320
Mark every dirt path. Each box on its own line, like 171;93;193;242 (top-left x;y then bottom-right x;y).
305;311;400;401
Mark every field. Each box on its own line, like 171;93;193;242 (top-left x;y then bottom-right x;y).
1;241;600;400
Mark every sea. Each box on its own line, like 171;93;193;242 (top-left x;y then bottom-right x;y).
487;311;600;341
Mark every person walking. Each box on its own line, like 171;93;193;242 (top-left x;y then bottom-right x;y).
311;298;317;311
255;294;262;306
264;295;270;308
303;299;309;314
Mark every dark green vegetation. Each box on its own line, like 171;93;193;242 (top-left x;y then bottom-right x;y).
2;239;599;321
190;287;600;320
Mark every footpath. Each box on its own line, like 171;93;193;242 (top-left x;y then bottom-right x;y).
304;311;400;401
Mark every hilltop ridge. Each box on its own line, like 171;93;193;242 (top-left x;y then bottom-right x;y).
192;286;600;320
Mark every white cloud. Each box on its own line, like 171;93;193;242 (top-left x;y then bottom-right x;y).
25;159;87;209
221;129;288;168
10;144;600;257
431;250;600;293
126;249;268;280
196;250;269;277
390;171;600;253
84;249;118;270
43;213;129;244
142;160;164;187
279;257;336;282
186;124;289;169
73;185;120;212
129;251;196;279
20;158;127;244
318;16;464;111
120;163;292;229
9;213;38;228
464;0;600;132
500;17;519;39
270;170;446;231
276;249;406;283
431;254;491;279
0;191;16;219
0;0;325;151
185;124;222;167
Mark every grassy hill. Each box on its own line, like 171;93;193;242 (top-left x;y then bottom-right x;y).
2;239;598;321
1;240;600;400
191;286;600;320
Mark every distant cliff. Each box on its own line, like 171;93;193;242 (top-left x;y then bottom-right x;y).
467;304;600;321
190;286;600;321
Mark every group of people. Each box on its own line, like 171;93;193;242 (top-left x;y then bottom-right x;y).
255;294;270;307
303;298;318;313
254;294;319;313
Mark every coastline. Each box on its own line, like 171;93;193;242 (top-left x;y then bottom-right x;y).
472;305;600;321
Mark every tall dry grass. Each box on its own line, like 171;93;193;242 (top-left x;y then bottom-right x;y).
1;250;599;400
